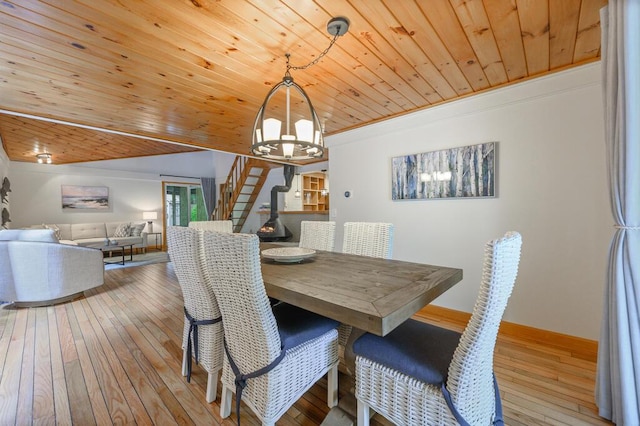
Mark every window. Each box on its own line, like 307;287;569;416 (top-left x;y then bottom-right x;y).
164;184;207;227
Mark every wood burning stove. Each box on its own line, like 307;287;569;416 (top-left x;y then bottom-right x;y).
257;165;295;242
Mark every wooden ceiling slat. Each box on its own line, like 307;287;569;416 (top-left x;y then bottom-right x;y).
381;0;474;95
516;0;550;76
417;0;491;92
115;0;391;127
73;0;379;131
347;0;458;101
549;0;582;68
265;0;430;112
483;0;528;82
0;115;200;164
450;0;509;86
236;0;415;114
573;0;606;62
0;3;288;111
304;0;441;107
0;0;605;164
3;0;360;143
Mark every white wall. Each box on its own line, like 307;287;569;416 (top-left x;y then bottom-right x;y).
7;148;296;235
326;63;611;340
9;151;234;228
10;163;166;229
72;150;218;177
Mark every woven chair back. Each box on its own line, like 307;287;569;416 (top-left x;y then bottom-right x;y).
447;231;522;421
299;221;336;251
167;226;221;322
188;220;233;233
342;222;394;259
201;231;282;373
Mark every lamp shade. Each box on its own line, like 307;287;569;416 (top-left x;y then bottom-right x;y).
143;211;158;221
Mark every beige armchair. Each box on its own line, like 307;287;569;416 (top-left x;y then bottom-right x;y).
0;229;104;306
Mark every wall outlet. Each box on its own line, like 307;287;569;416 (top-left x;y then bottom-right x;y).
331;208;337;218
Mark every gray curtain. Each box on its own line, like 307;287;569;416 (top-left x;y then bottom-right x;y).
596;1;640;423
200;177;216;220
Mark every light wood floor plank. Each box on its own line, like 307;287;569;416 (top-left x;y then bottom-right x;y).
75;298;138;424
63;358;96;425
66;303;111;425
17;308;36;421
83;293;155;425
33;308;55;423
0;307;16;384
47;305;72;425
0;261;613;425
0;307;27;425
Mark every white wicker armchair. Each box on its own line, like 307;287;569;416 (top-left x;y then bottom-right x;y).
299;220;336;251
340;222;394;345
201;231;340;426
166;226;224;403
353;231;522;426
188;220;233;233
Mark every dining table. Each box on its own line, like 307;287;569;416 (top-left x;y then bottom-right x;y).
260;243;464;424
260;243;463;338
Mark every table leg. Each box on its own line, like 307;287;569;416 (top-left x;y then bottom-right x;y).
335;328;366;420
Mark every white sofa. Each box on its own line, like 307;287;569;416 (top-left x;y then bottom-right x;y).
30;221;149;250
0;229;104;306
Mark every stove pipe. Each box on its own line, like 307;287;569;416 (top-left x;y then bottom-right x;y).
257;164;296;242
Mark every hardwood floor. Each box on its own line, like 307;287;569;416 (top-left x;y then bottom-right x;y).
0;262;612;425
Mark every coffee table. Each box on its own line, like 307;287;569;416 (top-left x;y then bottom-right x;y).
88;243;134;265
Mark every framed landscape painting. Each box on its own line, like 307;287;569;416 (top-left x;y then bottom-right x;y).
392;142;496;200
62;185;109;209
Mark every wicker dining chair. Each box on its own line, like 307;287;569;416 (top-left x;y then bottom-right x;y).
342;222;394;259
188;220;233;233
340;222;394;345
167;226;224;403
201;231;340;426
299;220;336;251
353;231;522;426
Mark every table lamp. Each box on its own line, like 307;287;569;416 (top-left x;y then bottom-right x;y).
142;211;158;233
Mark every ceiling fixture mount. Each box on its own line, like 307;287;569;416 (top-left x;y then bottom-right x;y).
251;16;350;161
36;153;52;164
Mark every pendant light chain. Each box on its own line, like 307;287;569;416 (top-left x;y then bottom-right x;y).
287;32;341;72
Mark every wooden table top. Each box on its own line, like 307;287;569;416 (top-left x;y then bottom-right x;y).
260;244;463;336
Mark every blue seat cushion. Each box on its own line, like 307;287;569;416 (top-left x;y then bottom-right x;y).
353;319;461;385
273;303;339;351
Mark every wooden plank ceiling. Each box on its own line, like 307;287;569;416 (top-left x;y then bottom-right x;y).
0;0;606;165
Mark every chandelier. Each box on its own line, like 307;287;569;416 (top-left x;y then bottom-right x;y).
251;17;349;161
36;153;52;164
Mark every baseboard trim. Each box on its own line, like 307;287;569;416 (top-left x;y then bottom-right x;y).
415;305;598;363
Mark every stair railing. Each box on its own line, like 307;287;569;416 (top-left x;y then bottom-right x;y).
213;156;248;221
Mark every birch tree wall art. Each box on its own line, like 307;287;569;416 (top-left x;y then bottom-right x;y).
391;142;496;200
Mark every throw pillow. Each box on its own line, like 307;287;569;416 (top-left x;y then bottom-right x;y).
113;223;131;238
130;222;146;237
44;224;61;240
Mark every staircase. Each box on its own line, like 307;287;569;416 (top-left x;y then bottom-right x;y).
213;156;278;232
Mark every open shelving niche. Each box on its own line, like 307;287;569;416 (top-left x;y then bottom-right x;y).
283;171;329;212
